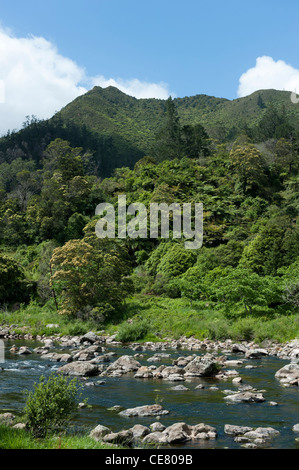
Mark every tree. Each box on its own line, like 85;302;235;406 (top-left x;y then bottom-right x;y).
0;253;33;304
210;267;282;315
50;236;133;318
43;138;85;181
181;123;211;159
240;217;299;275
153;97;182;161
256;103;294;141
278;257;299;309
229;144;266;194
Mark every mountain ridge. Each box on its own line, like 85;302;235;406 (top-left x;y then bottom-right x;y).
0;86;298;176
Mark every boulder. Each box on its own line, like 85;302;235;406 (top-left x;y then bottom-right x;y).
163;422;192;444
130;424;150;439
245;348;268;359
119;404;169;417
143;432;168;445
0;413;15;425
224;391;265;403
292;424;299;432
275;363;299;386
89;424;111;441
224;424;253;436
80;331;104;344
17;346;32;355
184;355;220;377
104;355;141;376
57;361;99;377
243;427;279;440
134;366;153;379
192;423;217;439
170;385;189;391
150;422;166;432
161;366;185;379
102;430;134;445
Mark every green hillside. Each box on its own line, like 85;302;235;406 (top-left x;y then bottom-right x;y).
0;86;298;177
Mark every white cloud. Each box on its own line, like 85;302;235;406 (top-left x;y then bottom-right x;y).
0;28;88;135
92;75;173;99
0;27;173;136
238;56;299;97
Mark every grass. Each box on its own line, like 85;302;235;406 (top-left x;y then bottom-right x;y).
0;425;124;449
109;295;299;344
0;300;101;337
1;295;299;344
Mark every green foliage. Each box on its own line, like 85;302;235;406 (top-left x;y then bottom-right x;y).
50;236;133;318
0;253;33;304
23;374;82;438
116;319;149;342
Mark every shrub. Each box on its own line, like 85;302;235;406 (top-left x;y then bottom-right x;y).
23;374;82;438
116;320;149;343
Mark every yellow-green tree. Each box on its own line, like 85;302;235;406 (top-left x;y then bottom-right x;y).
230;145;265;194
50;237;133;319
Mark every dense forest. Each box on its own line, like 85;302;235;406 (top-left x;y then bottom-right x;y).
0;89;298;342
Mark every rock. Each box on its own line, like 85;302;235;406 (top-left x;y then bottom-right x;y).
17;346;32;355
150;422;166;432
275;363;299;386
0;413;15;425
89;424;111;441
224;360;244;367
170;385;189;391
119;404;169;417
192;423;217;439
292;424;299;432
161;366;185;379
269;401;278;406
12;423;26;430
243;427;279;440
224;424;253;436
45;324;59;329
163;422;192;444
147;355;162;363
245;348;268;359
232;377;242;384
134;366;153;379
184;355;220;377
143;432;168;445
130;424;150;439
102;430;134;446
80;331;104;344
231;344;247;354
43;339;55;349
107;405;123;412
104;355;141;376
195;384;205;389
224;391;265;403
57;361;99;377
0;328;9;337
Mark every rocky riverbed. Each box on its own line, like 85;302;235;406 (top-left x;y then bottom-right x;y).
0;327;299;449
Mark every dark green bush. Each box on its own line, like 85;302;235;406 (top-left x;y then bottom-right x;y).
23;374;81;438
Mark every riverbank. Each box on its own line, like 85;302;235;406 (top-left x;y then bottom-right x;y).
1;295;299;345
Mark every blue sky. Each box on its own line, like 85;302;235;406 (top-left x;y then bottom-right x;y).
1;0;299;133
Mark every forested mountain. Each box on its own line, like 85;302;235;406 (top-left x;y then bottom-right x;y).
0;87;298;177
0;87;298;342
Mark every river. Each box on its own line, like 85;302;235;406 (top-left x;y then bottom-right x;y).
0;339;298;449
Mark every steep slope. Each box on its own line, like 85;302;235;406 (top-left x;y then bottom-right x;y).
0;86;298;177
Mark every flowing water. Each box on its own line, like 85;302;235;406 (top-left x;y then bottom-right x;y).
0;339;298;449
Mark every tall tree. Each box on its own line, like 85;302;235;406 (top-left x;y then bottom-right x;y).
153;97;182;161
